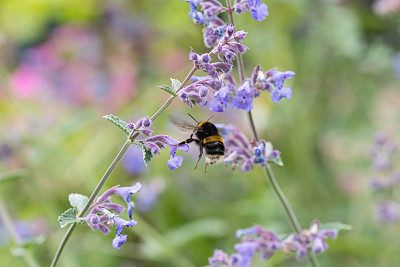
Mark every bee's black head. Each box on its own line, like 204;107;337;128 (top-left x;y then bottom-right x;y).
196;121;219;139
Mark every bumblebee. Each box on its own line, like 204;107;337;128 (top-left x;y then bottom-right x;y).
173;114;225;172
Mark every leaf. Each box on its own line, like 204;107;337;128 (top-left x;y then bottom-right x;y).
134;141;153;166
68;193;89;213
103;114;132;135
58;208;79;228
320;221;352;232
170;78;182;92
158;85;177;96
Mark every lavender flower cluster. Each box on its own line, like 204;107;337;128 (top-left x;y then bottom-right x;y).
368;132;400;223
207;221;338;267
127;116;189;170
83;183;142;250
137;134;189;170
179;1;295;112
219;124;282;172
128;116;153;136
186;0;268;32
178;25;247;107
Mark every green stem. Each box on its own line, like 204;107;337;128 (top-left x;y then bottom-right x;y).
0;195;41;267
225;1;320;266
51;66;198;267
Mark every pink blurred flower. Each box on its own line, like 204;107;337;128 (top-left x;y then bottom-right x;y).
10;66;45;98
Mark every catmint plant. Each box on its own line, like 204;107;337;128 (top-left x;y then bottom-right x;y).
50;1;348;267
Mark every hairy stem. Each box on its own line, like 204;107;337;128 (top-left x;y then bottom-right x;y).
225;1;320;266
51;66;198;267
0;195;41;267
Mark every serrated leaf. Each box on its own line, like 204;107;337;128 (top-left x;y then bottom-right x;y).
321;221;352;232
158;85;177;96
170;78;182;92
103;114;132;135
58;208;78;228
134;141;153;166
68;193;89;213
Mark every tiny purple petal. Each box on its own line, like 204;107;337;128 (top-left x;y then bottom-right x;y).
112;234;127;250
312;237;327;254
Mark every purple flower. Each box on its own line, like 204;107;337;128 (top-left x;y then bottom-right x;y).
114;183;142;219
167;155;184;170
375;201;399;223
124;146;146;175
112;216;138;235
272;70;295;89
232;81;253;111
112;234;128;250
207;249;230;266
184;0;204;24
369;132;397;172
247;0;269;21
271;87;293;103
136;179;165;212
138;135;189;170
101;209;138;250
128;116;153;136
231;253;252;267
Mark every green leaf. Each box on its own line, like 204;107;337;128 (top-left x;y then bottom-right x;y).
134;141;153;166
321;221;352;232
58;208;79;228
158;85;177;96
103;114;132;135
68;193;89;213
170;78;182;92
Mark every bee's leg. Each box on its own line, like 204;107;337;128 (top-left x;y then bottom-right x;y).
176;138;200;146
204;162;208;173
194;143;204;170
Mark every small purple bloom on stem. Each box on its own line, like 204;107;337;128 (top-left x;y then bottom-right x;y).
184;0;204;24
167;155;184;170
271;87;293;103
115;182;142;219
273;70;295;89
112;234;127;250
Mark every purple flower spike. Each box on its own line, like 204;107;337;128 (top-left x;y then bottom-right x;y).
112;234;128;250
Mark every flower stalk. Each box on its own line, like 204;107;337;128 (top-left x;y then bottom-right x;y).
225;0;320;266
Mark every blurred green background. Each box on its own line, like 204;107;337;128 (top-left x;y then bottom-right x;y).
1;0;400;266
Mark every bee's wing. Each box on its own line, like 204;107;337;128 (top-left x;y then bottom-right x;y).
170;117;198;133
